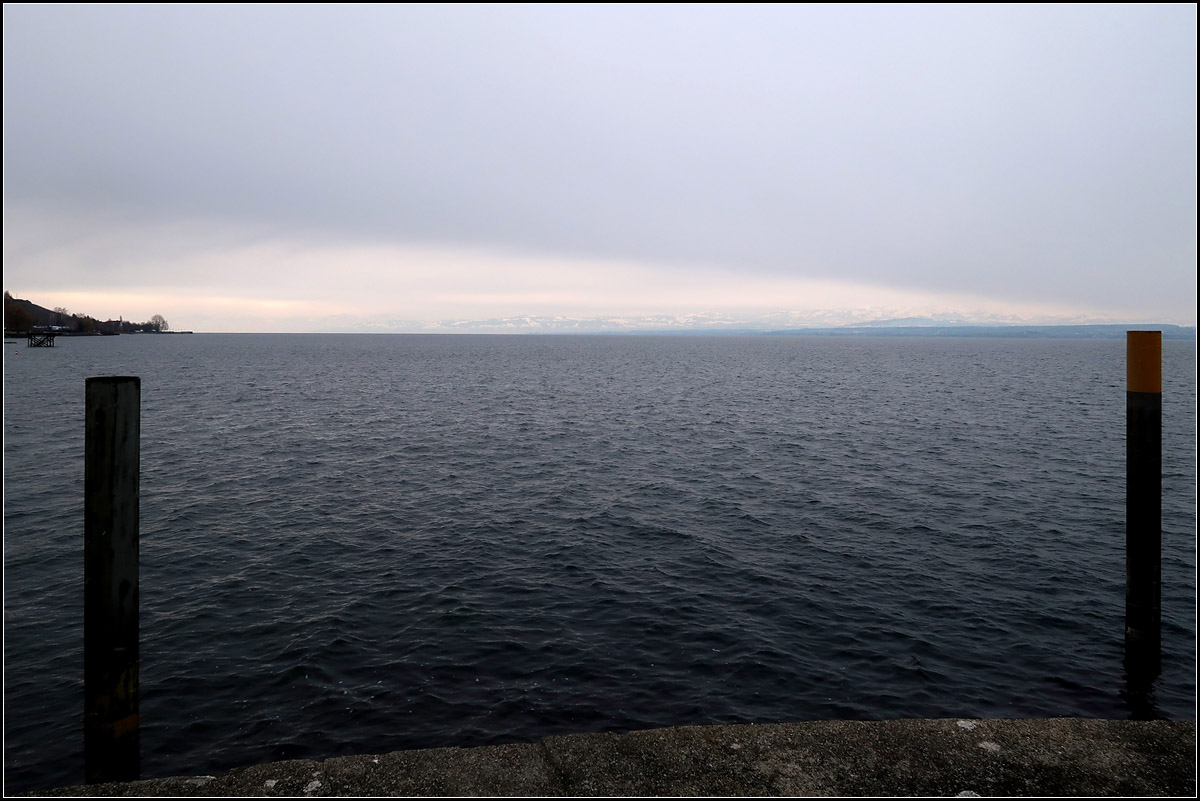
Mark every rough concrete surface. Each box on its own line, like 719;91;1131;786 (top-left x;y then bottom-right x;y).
20;718;1197;797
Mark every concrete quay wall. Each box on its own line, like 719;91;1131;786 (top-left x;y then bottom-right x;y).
25;717;1196;797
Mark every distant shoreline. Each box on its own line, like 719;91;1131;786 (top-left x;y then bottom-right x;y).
5;325;1193;340
757;323;1196;339
3;330;194;337
366;324;1196;339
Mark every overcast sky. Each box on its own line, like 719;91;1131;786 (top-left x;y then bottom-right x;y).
4;4;1196;332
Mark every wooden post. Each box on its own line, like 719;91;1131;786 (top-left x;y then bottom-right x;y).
1125;332;1161;679
84;376;141;783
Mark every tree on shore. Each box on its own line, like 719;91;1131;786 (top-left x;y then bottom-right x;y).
149;314;169;332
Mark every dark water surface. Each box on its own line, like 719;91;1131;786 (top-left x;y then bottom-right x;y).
4;334;1195;793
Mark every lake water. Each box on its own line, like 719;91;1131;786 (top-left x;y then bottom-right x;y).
3;333;1195;793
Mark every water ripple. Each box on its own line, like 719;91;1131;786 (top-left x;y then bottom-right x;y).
4;333;1195;794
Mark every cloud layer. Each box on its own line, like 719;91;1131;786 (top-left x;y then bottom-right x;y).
4;5;1196;331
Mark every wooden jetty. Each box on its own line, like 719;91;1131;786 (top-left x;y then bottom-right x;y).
28;331;59;347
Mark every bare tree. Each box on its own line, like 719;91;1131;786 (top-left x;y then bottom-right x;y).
149;314;169;332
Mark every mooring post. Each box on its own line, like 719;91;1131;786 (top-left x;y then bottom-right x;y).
84;376;141;783
1125;332;1161;678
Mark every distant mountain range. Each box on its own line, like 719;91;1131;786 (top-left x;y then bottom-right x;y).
340;311;1196;339
4;292;1194;338
764;324;1196;339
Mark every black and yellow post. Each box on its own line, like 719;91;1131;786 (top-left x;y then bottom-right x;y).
1125;332;1161;682
84;376;141;783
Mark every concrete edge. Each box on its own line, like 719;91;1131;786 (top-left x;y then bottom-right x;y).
18;718;1198;797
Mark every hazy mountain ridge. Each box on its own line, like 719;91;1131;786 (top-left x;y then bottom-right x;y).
5;293;1192;337
340;310;1195;337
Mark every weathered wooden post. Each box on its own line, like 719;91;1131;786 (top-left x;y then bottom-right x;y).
1125;332;1161;679
84;376;141;783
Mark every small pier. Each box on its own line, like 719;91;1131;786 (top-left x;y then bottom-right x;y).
28;331;59;347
